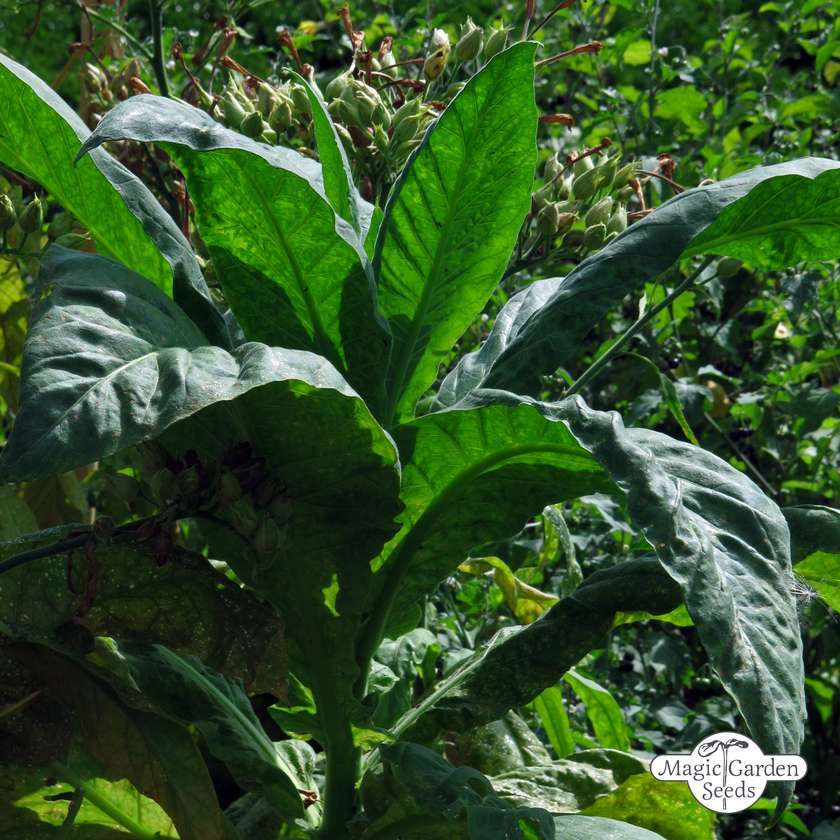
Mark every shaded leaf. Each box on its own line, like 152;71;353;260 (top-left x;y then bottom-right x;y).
374;43;538;422
552;815;667;839
532;685;574;759
784;504;840;562
563;669;630;752
456;712;551;776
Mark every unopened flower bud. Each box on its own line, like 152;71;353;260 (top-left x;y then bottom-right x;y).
572;167;599;200
240;110;265;138
222;93;248;128
54;233;88;249
325;72;351;101
597;156;618;187
606;206;628;235
257;83;278;117
374;124;390;153
573;155;595;177
290;83;312;116
544;154;563;182
562;229;586;249
583;222;607;250
584;197;613;226
380;51;397;78
0;195;16;232
268;99;294;132
456;18;483;62
717;257;742;277
483;24;509;60
614;161;637;188
424;29;451;80
47;211;74;239
219;472;242;504
537;203;562;236
18;198;43;233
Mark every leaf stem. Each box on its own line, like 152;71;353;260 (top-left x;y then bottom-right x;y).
565;256;714;397
148;0;170;97
50;761;163;840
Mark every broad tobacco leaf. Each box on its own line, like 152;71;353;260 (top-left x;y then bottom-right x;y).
396;392;803;807
373;43;538;422
684;168;840;268
563;669;630;752
552;816;666;839
435;157;840;404
9;644;229;840
0;56;228;347
0;535;286;695
456;712;551;776
79;94;389;409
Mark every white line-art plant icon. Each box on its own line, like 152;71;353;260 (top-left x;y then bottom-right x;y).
650;731;807;814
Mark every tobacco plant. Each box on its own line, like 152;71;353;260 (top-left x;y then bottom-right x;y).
0;37;839;840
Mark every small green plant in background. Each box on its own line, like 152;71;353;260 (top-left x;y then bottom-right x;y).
0;5;839;840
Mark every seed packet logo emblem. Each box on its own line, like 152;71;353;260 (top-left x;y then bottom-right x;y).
649;731;807;813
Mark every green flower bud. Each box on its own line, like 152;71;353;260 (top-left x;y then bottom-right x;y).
605;231;619;244
583;222;607;250
556;211;577;235
606;206;627;235
325;72;350;101
572;167;599;200
573;155;595;177
268;99;294;132
537;203;562;236
252;514;283;554
392;111;423;145
257;83;278;117
0;195;16;232
597;156;618;187
229;496;259;537
544;154;563;182
532;186;552;210
455;18;483;62
614;161;637;188
222;93;248;128
483;24;509;60
373;124;390;153
717;257;742;277
240;110;265;138
290;83;312;116
335;123;354;153
584;197;613;226
47;211;74;239
380;51;397;78
444;81;466;99
562;229;585;249
261;127;277;144
18;198;43;233
372;102;392;129
392;97;421;128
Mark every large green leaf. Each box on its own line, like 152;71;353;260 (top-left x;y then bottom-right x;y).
89;640;314;821
784;504;840;561
79;94;389;409
0;535;286;695
552;816;666;839
366;392;611;644
456;712;551;776
684;168;840;267
396;393;803;806
563;669;630;752
532;686;574;759
10;644;229;840
0;55;228;348
435;157;840;405
373;42;538;422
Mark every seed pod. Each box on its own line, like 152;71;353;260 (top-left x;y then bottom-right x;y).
573;155;595;177
374;124;390;153
616;185;634;203
584;197;613;226
229;496;259;537
222;93;247;127
391;111;423;145
606;206;628;235
571;167;599;200
252;515;283;554
257;83;278;117
0;195;16;232
537;203;562;236
455;18;483;63
555;211;577;235
614;161;637;188
18;198;43;233
424;29;450;80
562;229;586;249
597;156;618;187
444;81;466;99
268;99;294;132
325;72;350;101
544;154;563;182
240;111;265;138
372;102;391;129
717;257;742;277
54;233;89;249
483;24;508;59
380;51;397;78
219;472;242;504
583;222;607;250
150;467;177;504
531;186;552;210
290;83;311;116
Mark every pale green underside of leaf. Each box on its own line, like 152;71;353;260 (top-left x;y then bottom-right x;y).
684;168;840;267
552;816;666;839
374;42;538;422
435;157;840;405
80;94;389;409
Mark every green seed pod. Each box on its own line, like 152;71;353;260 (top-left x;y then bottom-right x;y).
47;211;74;239
149;467;177;504
444;81;466;99
268;99;294;132
717;257;742;277
380;51;397;78
229;496;259;538
562;229;586;249
252;515;283;554
54;233;88;249
572;167;599;200
218;472;242;504
537;203;562;236
257;83;278;117
573;155;595;177
606;206;628;235
555;211;577;236
240;110;265;138
261;127;277;144
325;72;350;101
372;102;391;129
290;83;311;116
222;92;248;128
483;24;508;60
614;161;637;188
373;124;390;153
391;110;422;145
544;154;563;183
584;197;614;226
583;222;607;250
597;156;618;187
0;195;16;232
335;123;354;153
394;138;420;161
531;186;552;210
18;197;43;233
455;18;483;62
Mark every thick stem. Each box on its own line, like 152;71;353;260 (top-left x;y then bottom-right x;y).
148;0;170;97
565;256;714;397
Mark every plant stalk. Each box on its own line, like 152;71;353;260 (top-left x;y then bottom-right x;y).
565;256;714;397
148;0;170;97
